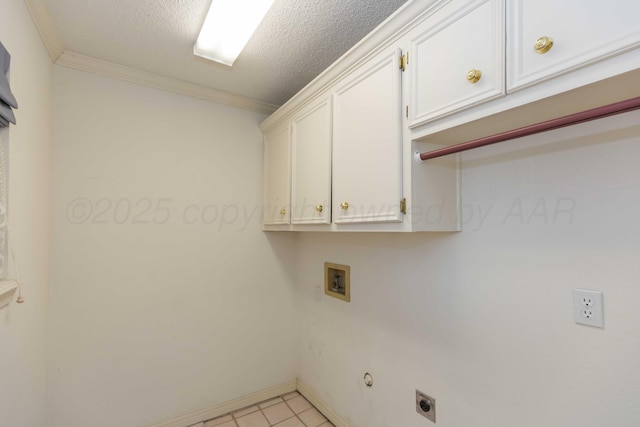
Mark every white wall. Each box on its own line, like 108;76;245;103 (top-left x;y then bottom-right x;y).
0;1;53;427
50;67;297;427
296;110;640;426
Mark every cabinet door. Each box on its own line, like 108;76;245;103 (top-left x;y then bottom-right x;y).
332;47;404;224
409;0;505;127
291;97;332;224
508;0;640;92
263;123;291;225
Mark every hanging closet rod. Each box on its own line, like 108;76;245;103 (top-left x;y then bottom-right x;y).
417;96;640;161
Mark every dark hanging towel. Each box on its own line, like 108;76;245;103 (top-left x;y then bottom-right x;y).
0;42;18;128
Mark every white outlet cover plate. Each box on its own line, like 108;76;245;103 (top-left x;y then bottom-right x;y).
573;289;604;328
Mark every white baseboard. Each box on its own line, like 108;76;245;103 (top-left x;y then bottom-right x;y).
296;379;350;427
150;379;347;427
151;380;297;427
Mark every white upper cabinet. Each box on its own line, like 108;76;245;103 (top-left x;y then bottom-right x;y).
408;0;505;128
261;0;640;232
263;123;291;225
507;0;640;92
291;96;332;224
332;47;404;224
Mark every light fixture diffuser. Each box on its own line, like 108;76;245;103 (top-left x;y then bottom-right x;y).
194;0;275;66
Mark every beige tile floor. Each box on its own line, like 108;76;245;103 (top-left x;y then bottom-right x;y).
190;391;335;427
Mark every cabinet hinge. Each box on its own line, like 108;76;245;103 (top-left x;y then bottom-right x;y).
405;105;409;118
400;198;407;215
399;52;408;71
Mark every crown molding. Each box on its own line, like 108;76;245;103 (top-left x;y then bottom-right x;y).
22;0;278;114
22;0;64;61
259;0;444;131
56;51;279;115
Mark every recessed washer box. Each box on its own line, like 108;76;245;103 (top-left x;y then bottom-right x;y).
324;262;350;302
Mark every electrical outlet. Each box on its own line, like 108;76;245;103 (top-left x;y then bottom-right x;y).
416;390;436;423
573;289;604;328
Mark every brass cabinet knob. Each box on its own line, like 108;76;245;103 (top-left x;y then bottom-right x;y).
466;69;482;83
279;209;286;216
315;205;324;213
534;36;554;54
340;202;350;210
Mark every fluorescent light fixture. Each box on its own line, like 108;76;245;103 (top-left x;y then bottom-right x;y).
194;0;275;66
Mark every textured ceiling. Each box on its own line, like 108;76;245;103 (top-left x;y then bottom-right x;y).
45;0;408;106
